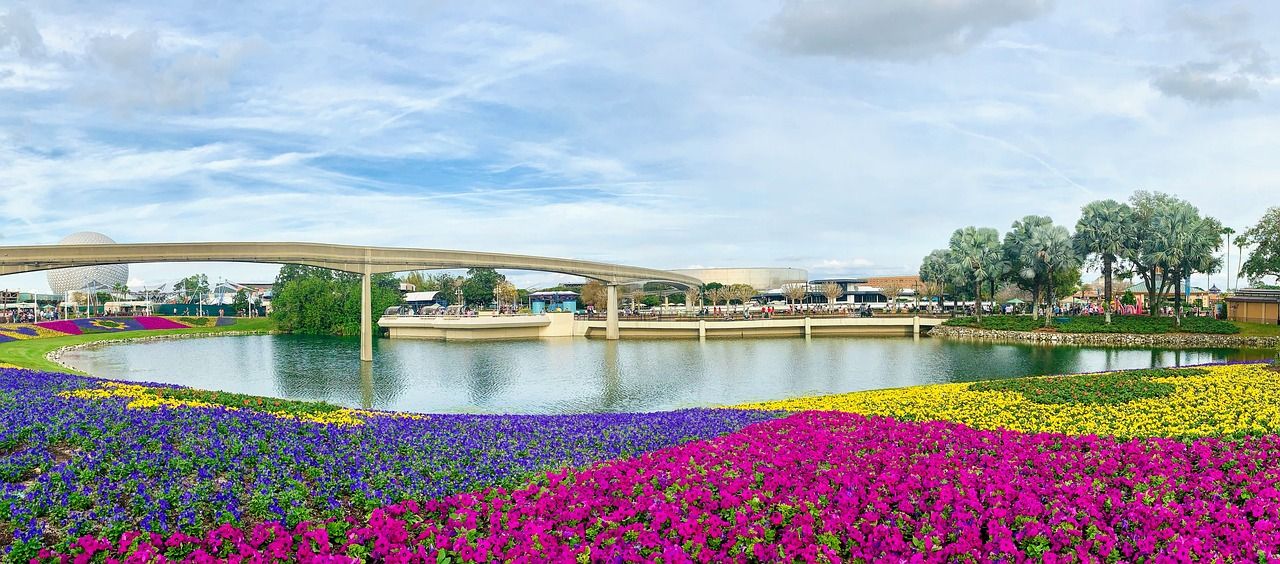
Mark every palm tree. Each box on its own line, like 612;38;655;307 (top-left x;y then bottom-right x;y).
1073;199;1134;324
1149;204;1222;326
1004;216;1054;319
1022;224;1078;327
948;227;1002;322
1222;226;1236;292
919;249;950;313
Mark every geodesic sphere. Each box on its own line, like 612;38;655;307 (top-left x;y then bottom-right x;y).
46;232;129;295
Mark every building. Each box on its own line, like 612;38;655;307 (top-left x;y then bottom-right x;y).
672;268;808;291
529;291;578;314
1226;289;1280;325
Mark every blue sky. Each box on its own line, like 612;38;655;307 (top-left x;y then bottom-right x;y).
1;1;1277;292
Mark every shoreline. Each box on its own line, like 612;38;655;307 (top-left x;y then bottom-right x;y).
931;325;1280;349
44;329;280;373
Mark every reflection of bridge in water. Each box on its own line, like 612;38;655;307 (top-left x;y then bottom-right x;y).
0;241;702;361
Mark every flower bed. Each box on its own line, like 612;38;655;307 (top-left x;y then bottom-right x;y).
735;364;1280;438
9;362;1280;561
0;317;194;341
0;368;778;560
40;411;1280;562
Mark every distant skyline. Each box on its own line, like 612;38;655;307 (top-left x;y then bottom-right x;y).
2;1;1276;293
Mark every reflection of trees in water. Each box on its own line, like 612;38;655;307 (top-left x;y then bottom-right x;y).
936;340;1084;383
461;346;515;406
271;336;405;409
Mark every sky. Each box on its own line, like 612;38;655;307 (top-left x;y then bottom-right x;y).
1;0;1277;293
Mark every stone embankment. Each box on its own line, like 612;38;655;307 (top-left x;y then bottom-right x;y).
931;325;1280;349
46;330;280;371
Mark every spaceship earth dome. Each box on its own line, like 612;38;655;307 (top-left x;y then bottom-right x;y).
46;232;129;295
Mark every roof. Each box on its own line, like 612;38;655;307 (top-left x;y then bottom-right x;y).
530;291;578;298
809;278;867;284
404;291;441;302
1235;288;1280;299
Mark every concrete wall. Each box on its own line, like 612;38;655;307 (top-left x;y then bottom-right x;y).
381;313;945;341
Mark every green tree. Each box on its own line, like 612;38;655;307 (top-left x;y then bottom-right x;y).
948;226;1002;322
460;268;506;307
177;274;211;304
919;249;951;311
1073;199;1134;324
1021;223;1078;327
1240;207;1280;283
270;267;400;335
1148;202;1222;326
232;289;250;316
1004;216;1054;319
1127;191;1188;316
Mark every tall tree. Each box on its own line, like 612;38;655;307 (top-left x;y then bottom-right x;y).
1073;199;1134;324
461;268;506;307
1021;223;1078;327
919;249;951;312
948;226;1002;322
177;274;211;304
1240;207;1280;283
580;280;607;309
1127;191;1186;315
1148;202;1222;326
1004;216;1054;319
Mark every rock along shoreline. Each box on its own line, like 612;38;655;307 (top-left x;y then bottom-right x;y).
930;325;1280;349
45;330;281;373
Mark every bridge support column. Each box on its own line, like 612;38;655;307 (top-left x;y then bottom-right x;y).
606;283;619;340
360;267;373;362
698;319;706;340
912;315;920;336
804;316;812;338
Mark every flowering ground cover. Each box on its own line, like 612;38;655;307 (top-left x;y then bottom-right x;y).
0;317;194;340
736;363;1280;438
39;411;1280;562
8;360;1280;561
0;368;778;561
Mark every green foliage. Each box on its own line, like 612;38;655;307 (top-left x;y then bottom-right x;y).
177;317;213;326
176;274;210;303
232;289;250;315
149;388;342;416
944;315;1240;334
270;267;400;336
460;268;505;306
971;368;1208;405
1240;206;1280;282
1120;290;1137;306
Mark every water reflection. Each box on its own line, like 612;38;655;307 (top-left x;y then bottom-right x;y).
58;335;1272;415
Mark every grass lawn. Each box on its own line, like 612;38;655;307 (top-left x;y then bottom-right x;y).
1230;320;1280;337
0;317;276;373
